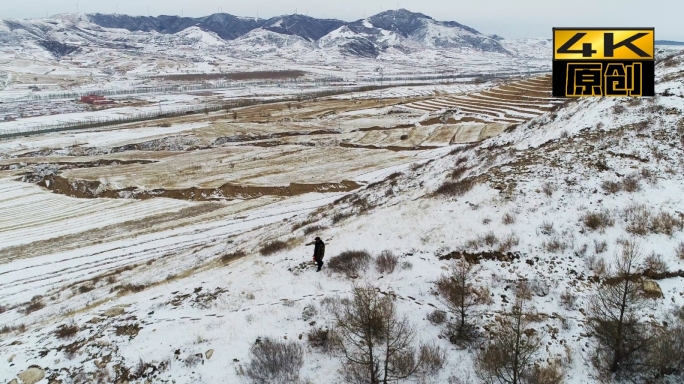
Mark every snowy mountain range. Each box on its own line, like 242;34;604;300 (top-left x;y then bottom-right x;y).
0;9;508;58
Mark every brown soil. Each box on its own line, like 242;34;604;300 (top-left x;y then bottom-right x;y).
38;175;362;201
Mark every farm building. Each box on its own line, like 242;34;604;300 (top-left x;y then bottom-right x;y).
80;95;114;105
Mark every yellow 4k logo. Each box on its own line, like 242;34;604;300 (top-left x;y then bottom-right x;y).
553;30;654;60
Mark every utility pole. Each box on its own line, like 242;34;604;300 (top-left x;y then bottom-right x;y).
76;3;79;12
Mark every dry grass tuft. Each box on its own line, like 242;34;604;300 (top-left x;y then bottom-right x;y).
55;321;79;339
434;178;475;197
644;252;668;274
221;250;246;264
542;182;558;197
677;242;684;260
498;234;520;252
376;250;399;274
544;237;568;253
303;225;327;236
582;210;615;231
502;212;516;225
23;295;45;314
259;240;290;256
601;180;622;194
331;212;354;224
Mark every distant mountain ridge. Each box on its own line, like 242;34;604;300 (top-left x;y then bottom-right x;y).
655;40;684;46
0;9;509;58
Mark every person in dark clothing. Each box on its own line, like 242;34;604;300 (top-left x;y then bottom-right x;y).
313;237;325;272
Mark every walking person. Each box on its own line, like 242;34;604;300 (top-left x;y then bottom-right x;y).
313;237;325;272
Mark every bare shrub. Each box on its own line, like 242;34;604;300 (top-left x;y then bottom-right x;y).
498;233;520;253
622;175;641;192
612;104;627;114
55;321;79;339
418;343;446;376
114;284;147;294
539;221;555;235
651;211;684;236
524;359;566;384
677;242;684;260
560;289;578;310
595;240;608;254
451;165;468;180
376;250;399;274
23;295;45;314
245;338;303;384
541;182;557;197
643;324;684;382
624;205;684;236
291;218;315;231
303;225;327;236
0;323;26;334
331;212;353;224
327;250;372;276
259;240;290;256
434;178;475;197
594;257;608;277
544;237;568;253
643;252;668;274
482;231;499;247
640;167;657;185
401;261;413;270
426;310;447;326
602;180;622;194
221;250;245;264
502;212;516;225
306;327;334;353
624;204;651;236
583;210;615;231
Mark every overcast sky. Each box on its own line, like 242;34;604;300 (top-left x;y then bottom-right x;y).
3;0;683;40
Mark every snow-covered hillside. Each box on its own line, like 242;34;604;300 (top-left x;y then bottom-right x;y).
0;47;682;384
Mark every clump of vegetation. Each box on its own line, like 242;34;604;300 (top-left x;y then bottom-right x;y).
331;212;353;224
623;204;684;236
544;237;568;253
0;324;26;334
541;182;557;197
677;242;684;260
602;180;623;194
376;250;399;274
113;284;147;294
221;250;246;264
306;327;334;353
328;250;372;276
502;212;516;225
303;225;327;236
560;289;577;310
434;178;475;197
427;309;447;325
582;210;615;231
55;321;79;339
498;233;520;252
259;240;290;256
244;338;304;384
23;295;45;314
643;252;668;275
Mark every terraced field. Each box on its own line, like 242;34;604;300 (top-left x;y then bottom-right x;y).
403;75;563;124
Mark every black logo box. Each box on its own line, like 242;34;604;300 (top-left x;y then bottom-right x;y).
552;60;654;97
